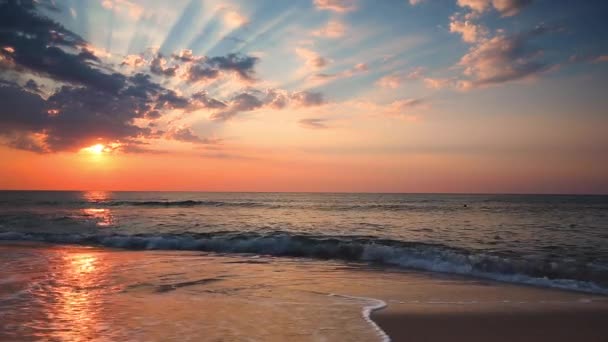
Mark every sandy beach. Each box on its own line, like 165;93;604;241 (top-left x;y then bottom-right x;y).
1;242;607;341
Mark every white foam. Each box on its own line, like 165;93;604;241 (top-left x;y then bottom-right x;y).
329;293;390;342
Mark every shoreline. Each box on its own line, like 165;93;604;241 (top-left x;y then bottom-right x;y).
1;241;608;341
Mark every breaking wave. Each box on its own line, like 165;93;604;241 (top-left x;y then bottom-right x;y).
0;230;606;295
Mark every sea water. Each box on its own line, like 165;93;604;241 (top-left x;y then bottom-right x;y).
1;191;606;293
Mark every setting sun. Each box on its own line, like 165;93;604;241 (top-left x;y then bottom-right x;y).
83;144;105;155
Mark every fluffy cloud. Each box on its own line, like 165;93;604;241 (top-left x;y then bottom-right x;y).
457;26;550;87
457;0;492;13
457;0;532;16
449;16;488;43
296;48;329;69
123;50;259;83
492;0;533;17
150;54;179;76
313;0;357;12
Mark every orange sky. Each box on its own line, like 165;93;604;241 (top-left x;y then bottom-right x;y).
1;0;607;194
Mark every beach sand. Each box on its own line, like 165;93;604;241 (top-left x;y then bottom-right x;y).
1;242;607;341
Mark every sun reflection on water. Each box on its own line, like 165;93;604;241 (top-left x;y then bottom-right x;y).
82;208;114;227
82;191;111;203
43;249;111;342
81;191;115;227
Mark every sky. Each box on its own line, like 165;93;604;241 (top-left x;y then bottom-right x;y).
0;0;607;193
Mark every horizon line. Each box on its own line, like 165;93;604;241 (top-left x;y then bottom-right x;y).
0;189;606;196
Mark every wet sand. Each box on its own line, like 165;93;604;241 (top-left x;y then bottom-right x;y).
373;292;608;342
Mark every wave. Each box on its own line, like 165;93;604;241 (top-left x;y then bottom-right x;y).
0;230;606;295
0;199;455;211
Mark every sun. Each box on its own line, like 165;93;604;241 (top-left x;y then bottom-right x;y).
84;144;105;154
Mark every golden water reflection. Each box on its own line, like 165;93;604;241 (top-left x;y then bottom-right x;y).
81;191;114;227
82;208;114;227
46;249;110;342
82;190;111;203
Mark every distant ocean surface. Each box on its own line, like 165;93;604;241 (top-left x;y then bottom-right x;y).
1;191;607;294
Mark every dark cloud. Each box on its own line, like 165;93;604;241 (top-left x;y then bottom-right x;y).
291;91;325;106
209;90;326;121
186;63;220;82
299;118;329;129
150;54;179;77
211;93;263;121
191;91;227;109
208;54;258;80
186;53;258;83
165;127;220;144
0;0;127;93
0;1;227;153
24;79;42;93
0;1;323;152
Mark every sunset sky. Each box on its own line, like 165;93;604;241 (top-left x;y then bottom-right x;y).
1;0;607;193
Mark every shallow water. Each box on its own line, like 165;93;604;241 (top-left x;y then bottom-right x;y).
0;191;607;293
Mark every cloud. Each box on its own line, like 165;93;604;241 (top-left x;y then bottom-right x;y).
0;2;233;152
207;54;258;81
165;127;219;144
376;67;424;88
457;0;532;16
449;16;488;43
312;20;346;38
214;4;249;28
409;0;425;5
423;77;456;90
211;93;264;121
299;118;329;129
291;91;326;106
348;98;428;119
210;90;326;121
101;0;144;19
122;50;259;83
390;98;426;109
457;0;492;13
296;48;329;69
223;9;248;28
0;1;329;152
491;0;533;17
313;63;368;83
313;0;357;12
150;54;179;76
190;91;227;109
121;54;146;67
457;26;550;88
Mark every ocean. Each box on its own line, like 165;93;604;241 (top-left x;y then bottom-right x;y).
1;191;607;340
